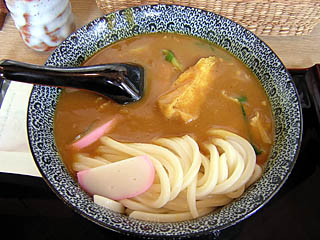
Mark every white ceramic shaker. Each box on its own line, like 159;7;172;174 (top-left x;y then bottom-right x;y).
5;0;75;51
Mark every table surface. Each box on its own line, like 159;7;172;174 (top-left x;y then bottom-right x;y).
0;0;320;69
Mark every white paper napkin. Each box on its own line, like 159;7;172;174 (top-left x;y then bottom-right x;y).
0;81;41;177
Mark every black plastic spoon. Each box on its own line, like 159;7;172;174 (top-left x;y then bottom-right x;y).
0;59;144;104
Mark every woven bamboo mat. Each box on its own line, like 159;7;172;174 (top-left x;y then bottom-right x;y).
96;0;320;36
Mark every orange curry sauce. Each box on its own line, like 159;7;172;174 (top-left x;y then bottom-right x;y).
54;33;274;175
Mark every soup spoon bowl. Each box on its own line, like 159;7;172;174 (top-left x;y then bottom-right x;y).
0;59;144;104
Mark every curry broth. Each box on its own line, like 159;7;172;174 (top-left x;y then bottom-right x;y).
54;33;274;174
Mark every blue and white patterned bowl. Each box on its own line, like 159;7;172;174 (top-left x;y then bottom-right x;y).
27;5;302;239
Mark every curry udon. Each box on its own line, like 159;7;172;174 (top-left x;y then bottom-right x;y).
54;33;274;222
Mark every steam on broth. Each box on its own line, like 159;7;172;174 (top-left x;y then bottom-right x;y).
54;33;274;222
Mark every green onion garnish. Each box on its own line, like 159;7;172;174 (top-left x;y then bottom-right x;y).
162;49;183;71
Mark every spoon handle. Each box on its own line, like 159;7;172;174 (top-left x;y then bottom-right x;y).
0;59;143;104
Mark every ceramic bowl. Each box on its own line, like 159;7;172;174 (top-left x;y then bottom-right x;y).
27;4;302;239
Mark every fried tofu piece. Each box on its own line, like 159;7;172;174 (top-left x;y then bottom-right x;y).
158;56;218;123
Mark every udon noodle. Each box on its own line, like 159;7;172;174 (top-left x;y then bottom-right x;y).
72;128;262;222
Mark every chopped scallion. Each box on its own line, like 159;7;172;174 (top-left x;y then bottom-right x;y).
162;49;183;71
240;102;247;119
236;96;247;103
251;143;263;155
236;95;263;156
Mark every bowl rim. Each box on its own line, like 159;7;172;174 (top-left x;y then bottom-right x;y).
27;4;303;238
